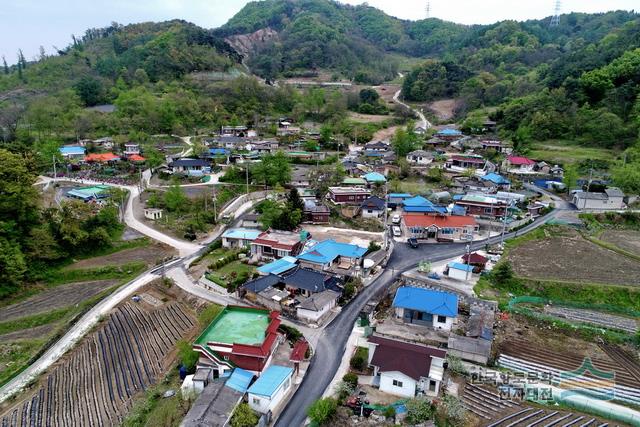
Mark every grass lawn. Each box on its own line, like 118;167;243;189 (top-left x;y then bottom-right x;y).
389;177;440;195
206;260;255;288
529;140;618;165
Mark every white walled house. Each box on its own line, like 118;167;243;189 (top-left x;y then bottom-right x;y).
221;228;262;249
247;365;293;414
368;335;447;398
296;290;340;324
572;188;625;211
392;286;458;331
406;150;434;166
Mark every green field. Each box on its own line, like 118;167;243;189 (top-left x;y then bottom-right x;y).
529;140;618;165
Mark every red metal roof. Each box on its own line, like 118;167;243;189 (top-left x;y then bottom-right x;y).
462;252;488;264
451;155;485;164
403;214;477;228
128;154;146;162
290;339;309;362
507;155;535;165
369;335;446;381
85;153;120;162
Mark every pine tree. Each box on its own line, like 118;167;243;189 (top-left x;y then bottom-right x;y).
2;56;8;75
18;49;26;69
16;57;23;81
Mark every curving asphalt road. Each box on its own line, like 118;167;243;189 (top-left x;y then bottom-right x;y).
275;205;567;427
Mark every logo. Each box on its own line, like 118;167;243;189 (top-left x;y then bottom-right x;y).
558;358;615;401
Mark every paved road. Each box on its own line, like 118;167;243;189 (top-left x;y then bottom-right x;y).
275;205;566;427
393;89;431;130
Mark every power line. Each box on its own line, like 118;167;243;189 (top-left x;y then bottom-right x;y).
550;0;561;27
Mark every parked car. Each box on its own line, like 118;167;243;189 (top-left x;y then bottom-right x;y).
408;238;419;248
392;226;402;237
391;214;401;224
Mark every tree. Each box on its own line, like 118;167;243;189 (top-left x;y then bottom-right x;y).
177;340;200;373
74;76;104;106
2;56;8;75
287;187;304;212
563;164;578;193
391;127;417;157
164;182;188;213
230;403;258;427
492;261;514;285
307;398;337;425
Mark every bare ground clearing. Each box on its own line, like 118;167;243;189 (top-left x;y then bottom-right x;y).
507;229;640;286
0;280;119;322
347;112;390;123
372;125;399;142
428;98;460;121
600;229;640;256
66;243;176;270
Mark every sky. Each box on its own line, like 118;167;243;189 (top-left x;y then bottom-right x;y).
1;0;637;62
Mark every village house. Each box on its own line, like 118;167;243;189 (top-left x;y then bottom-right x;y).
479;140;504;152
462;252;488;272
406;150;435;166
387;193;413;209
192;306;281;376
572;187;625;211
453;194;508;218
123;143;140;156
291;167;311;187
216;135;252;151
296;290;341;323
445;155;486;172
505;155;536;174
363;172;387;185
85;152;121;163
392;286;458;331
168;158;211;176
479;172;511;190
364;141;390;152
93;137;114;149
367;335;447;398
328;187;371;205
436;128;463;141
403;214;478;242
297;239;367;274
251;230;305;261
249;140;279;154
221;125;251;137
143;208;163;221
446;262;475;281
247;365;294;414
342;177;368;187
360;196;386;219
59;146;86;161
302;200;330;224
402;196;448;215
222;228;262;249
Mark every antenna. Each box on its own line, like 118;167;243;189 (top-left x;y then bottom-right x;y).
426;1;431;19
550;0;561;27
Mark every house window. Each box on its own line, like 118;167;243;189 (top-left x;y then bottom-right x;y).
429;380;437;392
252;397;261;405
484;207;493;214
441;228;454;235
392;379;403;388
437;315;447;323
263;246;273;254
368;210;373;213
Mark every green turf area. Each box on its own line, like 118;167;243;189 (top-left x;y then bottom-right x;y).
196;307;269;346
529;140;618;165
206;261;255;288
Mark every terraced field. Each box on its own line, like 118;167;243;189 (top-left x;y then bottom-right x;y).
0;301;196;426
0;280;118;322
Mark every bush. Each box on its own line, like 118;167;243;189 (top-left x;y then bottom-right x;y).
367;241;381;253
177;340;199;373
406;397;434;424
342;372;358;388
307;398;337;425
383;406;396;419
230;403;258;427
278;324;303;343
349;347;368;371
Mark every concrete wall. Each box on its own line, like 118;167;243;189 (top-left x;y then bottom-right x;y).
248;373;292;414
379;371;416;398
361;209;382;219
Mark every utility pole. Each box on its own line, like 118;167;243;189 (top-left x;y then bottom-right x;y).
52;154;57;179
500;200;511;248
465;243;471;281
550;0;561;27
245;164;249;195
383;181;389;250
213;186;217;223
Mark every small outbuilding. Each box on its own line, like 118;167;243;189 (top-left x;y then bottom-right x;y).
247;365;294;414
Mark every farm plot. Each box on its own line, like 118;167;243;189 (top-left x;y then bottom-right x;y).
66;243;175;270
543;305;638;334
0;301;196;427
485;407;611;427
507;229;640;286
0;280;118;322
462;383;519;421
599;230;640;256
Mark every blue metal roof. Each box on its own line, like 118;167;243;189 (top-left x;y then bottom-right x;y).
402;196;432;207
297;239;367;265
60;146;85;155
209;148;230;156
437;129;462;136
222;228;262;241
388;193;412;199
363;172;387;183
480;173;510;185
225;368;254;393
257;256;298;275
247;365;293;397
393;286;458;318
448;262;474;272
402;196;447;214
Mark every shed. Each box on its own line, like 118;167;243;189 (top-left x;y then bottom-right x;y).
247;365;294;414
447;262;474;281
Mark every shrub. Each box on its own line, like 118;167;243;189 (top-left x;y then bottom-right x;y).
278;324;303;343
177;340;199;373
349;347;368;371
342;372;358;388
307;398;337;425
230;403;258;427
367;241;382;253
440;395;466;425
406;397;434;424
383;406;396;419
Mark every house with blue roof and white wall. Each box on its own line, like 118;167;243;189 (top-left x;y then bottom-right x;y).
393;286;458;331
247;365;294;414
297;239;367;275
59;145;86;161
222;228;262;249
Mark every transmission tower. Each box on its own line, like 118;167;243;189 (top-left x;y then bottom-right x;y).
426;1;431;19
550;0;561;27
